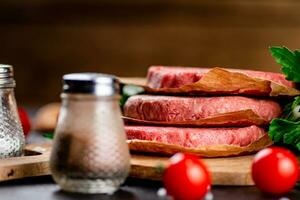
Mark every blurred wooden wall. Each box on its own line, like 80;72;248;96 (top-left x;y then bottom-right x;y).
0;0;300;105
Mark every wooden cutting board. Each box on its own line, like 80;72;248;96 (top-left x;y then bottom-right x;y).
0;144;254;185
0;143;51;182
131;154;254;185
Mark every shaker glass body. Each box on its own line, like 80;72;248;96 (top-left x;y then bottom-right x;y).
50;94;130;194
0;88;25;158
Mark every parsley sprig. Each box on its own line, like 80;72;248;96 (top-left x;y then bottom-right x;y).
269;46;300;152
269;96;300;151
269;46;300;82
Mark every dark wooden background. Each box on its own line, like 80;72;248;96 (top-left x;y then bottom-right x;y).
0;0;300;106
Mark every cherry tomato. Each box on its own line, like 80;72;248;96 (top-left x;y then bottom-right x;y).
252;147;299;195
18;107;31;136
163;153;211;200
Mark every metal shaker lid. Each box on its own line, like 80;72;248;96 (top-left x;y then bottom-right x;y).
63;73;120;96
0;64;15;88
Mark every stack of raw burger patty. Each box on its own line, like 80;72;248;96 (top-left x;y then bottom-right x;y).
123;66;292;157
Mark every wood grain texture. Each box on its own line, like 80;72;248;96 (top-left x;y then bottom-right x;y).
0;143;254;185
131;154;254;185
0;144;51;181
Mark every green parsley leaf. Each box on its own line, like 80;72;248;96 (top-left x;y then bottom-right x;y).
269;96;300;152
269;46;300;82
281;96;300;120
43;132;54;139
269;119;300;151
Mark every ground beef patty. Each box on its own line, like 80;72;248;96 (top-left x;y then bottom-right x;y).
126;125;266;148
124;95;281;123
147;66;293;88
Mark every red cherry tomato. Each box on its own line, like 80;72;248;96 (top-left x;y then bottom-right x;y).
252;147;299;195
163;153;211;200
18;107;31;136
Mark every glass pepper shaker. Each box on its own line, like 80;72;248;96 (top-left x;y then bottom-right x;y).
0;64;25;158
50;73;130;194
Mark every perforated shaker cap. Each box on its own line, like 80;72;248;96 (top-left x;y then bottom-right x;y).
0;64;15;88
63;73;120;96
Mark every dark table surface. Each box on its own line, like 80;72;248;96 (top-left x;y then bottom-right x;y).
3;126;296;200
0;175;299;200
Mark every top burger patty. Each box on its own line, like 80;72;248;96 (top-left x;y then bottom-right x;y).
147;66;293;88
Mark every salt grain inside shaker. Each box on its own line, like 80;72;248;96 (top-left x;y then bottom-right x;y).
50;73;130;194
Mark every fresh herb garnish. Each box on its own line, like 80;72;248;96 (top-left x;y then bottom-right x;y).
269;46;300;82
269;119;300;151
281;96;300;120
269;96;300;152
268;46;300;152
43;132;54;139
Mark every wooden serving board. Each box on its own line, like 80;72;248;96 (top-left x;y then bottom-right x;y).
131;154;254;185
0;144;254;185
0;144;51;182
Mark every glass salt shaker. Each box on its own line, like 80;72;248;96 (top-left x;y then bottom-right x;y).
0;64;25;158
50;73;130;194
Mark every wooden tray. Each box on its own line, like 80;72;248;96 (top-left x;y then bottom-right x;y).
0;144;51;182
0;144;254;185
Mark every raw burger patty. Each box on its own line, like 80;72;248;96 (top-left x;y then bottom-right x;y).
126;125;267;148
147;66;293;88
124;95;281;122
